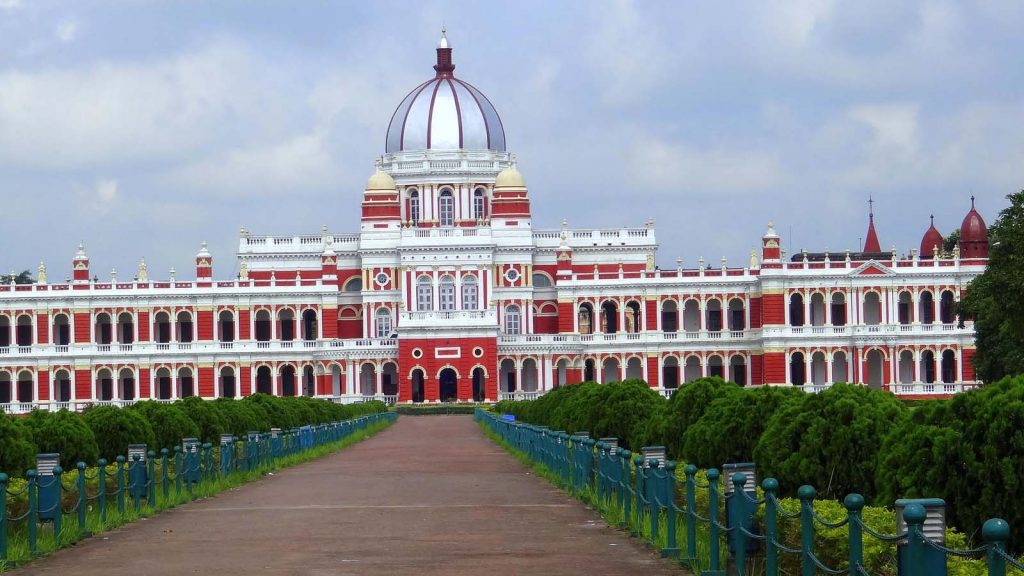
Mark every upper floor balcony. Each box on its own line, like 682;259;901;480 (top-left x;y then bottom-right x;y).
0;338;399;360
399;308;498;329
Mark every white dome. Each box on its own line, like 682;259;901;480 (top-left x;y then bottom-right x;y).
385;35;505;153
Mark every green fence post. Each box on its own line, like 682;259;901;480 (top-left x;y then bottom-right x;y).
115;456;125;514
621;449;632;531
763;478;779;576
630;453;638;537
798;485;817;576
904;503;926;576
617;448;628;513
983;518;1009;576
147;451;156;505
174;446;182;499
76;462;87;536
684;464;698;567
662;461;679;559
160;449;169;504
0;472;7;562
52;466;63;544
845;494;864;576
97;459;107;524
204;443;213;482
27;469;37;556
732;472;748;576
707;468;723;575
131;454;142;512
648;461;660;546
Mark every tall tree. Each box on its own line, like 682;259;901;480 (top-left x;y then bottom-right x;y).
0;270;35;285
960;190;1024;382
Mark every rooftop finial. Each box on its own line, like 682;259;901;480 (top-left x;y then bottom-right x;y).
971;194;976;208
868;195;874;220
434;28;455;78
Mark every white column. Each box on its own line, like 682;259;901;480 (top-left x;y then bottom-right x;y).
826;352;833;384
375;365;383;396
803;291;810;326
913;350;921;383
957;349;964;383
542;356;552;391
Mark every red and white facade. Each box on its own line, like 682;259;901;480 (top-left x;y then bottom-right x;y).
0;34;990;412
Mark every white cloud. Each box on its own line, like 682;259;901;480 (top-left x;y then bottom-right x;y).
626;132;783;195
79;178;119;213
0;0;21;10
0;40;282;170
848;102;920;154
55;19;78;43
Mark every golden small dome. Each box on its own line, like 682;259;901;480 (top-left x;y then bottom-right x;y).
495;166;525;188
366;169;396;191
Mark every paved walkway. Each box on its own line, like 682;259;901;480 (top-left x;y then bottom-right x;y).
16;416;687;575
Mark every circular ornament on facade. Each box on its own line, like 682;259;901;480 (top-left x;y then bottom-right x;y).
412;348;423;359
473;347;484;358
504;268;520;283
375;272;389;287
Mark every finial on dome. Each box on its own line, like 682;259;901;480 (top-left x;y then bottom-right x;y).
138;258;148;282
971;194;976;208
434;27;455;78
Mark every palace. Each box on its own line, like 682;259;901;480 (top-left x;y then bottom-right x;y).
0;33;990;412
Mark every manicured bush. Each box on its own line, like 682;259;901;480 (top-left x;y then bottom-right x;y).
658;377;740;459
681;385;804;469
83;406;157;462
177;396;228;443
129;401;200;452
243;394;298;428
213;397;264;437
0;411;35;476
754;383;906;500
22;409;100;470
587;380;663;449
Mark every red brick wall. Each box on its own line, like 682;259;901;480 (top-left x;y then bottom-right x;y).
749;297;763;329
197;310;214;341
238;309;251;340
138;368;150;399
37;369;49;401
762;294;784;325
198;366;215;397
750;354;764;385
75;368;91;400
763;352;786;384
963;348;976;381
74;311;90;342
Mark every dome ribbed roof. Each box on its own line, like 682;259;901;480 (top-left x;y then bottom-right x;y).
960;198;988;244
495;166;525;188
385;33;505;153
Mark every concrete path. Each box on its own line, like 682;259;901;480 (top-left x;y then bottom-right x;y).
15;415;687;575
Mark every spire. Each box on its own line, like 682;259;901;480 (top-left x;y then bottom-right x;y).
434;28;455;78
863;197;881;252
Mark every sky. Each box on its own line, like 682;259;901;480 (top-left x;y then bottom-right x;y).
1;0;1022;280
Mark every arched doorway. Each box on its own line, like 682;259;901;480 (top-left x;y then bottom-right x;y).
411;369;425;403
472;367;485;402
866;350;884;389
382;363;398;396
280;365;296;397
220;366;236;398
156;367;173;399
439;368;457;402
256;366;272;395
54;370;71;403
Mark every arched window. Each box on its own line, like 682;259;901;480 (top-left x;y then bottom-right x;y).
473;188;486;220
504;305;521;335
343;277;362;292
462;276;478;310
409;189;420;224
416;276;433;311
532;273;552;287
439;275;456;311
439;190;454;227
375;308;392;338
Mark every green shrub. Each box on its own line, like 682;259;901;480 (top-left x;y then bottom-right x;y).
213;397;264;437
682;385;803;469
177;396;228;443
128;401;200;452
659;377;740;459
754;383;906;500
22;409;100;470
83;406;157;462
0;411;35;476
587;380;663;449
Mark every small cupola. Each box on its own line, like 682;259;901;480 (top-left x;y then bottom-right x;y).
919;215;943;258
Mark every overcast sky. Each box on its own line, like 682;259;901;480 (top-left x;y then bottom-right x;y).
1;0;1022;280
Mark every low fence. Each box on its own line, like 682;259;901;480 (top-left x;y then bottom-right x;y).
477;409;1022;576
0;411;396;564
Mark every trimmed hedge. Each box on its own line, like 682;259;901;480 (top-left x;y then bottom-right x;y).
493;376;1024;553
0;396;387;476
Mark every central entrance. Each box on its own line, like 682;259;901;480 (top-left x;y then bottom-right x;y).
439;368;457;402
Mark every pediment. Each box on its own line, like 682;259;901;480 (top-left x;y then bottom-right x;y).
849;261;895;277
